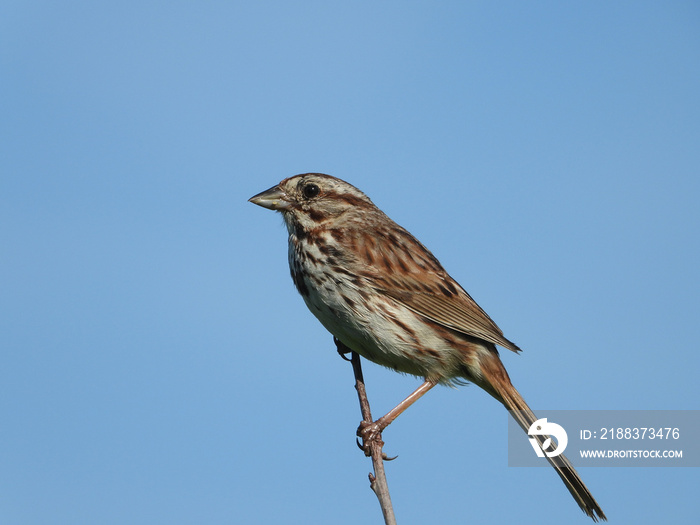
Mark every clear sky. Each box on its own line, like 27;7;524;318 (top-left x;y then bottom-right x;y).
2;2;699;524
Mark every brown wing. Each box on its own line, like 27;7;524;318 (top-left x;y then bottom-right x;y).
379;283;521;352
352;223;521;353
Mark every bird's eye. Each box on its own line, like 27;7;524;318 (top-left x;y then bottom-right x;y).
302;183;320;199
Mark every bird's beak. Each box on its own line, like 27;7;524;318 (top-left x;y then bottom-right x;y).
248;184;292;211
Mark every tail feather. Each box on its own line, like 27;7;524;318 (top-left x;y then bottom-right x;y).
478;355;607;522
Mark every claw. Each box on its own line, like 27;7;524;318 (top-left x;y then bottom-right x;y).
334;337;353;361
356;436;396;460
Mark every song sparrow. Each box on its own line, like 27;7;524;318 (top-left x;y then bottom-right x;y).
249;173;606;521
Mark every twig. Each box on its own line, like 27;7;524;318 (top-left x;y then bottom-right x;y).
335;338;397;525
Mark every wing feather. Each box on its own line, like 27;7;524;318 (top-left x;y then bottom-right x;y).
341;222;521;353
380;284;521;352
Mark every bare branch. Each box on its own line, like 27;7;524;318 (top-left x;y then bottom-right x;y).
335;338;397;525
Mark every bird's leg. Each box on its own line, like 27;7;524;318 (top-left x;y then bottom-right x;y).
357;379;437;454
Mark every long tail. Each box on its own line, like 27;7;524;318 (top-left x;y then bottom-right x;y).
476;354;607;522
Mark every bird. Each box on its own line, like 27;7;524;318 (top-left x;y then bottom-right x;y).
249;173;606;521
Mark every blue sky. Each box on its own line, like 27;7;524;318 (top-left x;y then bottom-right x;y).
2;2;699;524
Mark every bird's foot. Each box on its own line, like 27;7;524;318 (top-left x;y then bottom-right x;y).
356;420;396;460
334;337;353;361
